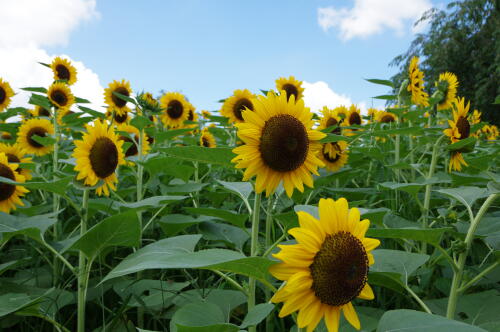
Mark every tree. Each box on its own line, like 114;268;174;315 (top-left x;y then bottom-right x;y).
391;0;499;125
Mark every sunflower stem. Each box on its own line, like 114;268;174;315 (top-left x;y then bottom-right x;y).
248;192;262;332
404;284;432;314
52;107;61;287
136;127;145;328
408;120;416;181
446;193;499;319
77;189;90;332
264;196;274;332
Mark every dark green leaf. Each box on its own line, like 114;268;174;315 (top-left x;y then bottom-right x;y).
161;146;236;167
185;207;248;228
365;78;394;88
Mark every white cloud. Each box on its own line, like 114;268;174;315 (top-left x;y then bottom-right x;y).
318;0;432;40
0;0;103;111
303;81;352;112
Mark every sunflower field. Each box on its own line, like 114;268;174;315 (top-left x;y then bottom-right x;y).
0;56;499;332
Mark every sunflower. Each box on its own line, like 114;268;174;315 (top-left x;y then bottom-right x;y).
334;106;349;121
319;141;349;173
104;80;132;116
468;109;482;137
184;102;199;129
106;107;131;125
443;97;471;171
343;105;363;136
269;197;380;332
159;92;190;128
201;110;211;119
47;82;75;111
0;78;15;112
276;76;304;102
482;124;498;141
50;56;77;85
435;72;458;111
375;111;397;123
0;143;32;180
56;108;77;126
137;92;160;112
116;123;150;162
199;128;216;148
30;105;52;118
367;108;379;123
407;56;429;107
73;120;125;196
232;92;325;197
220;89;256;124
318;107;342;135
17;118;54;156
0;152;29;214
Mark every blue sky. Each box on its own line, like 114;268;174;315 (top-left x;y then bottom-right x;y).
2;0;449;113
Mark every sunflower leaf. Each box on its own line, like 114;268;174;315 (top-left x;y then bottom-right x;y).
160;146;236;167
112;91;136;105
20;87;47;93
373;94;398;100
30;134;56;147
446;137;477;152
365;78;394;88
28;94;52;110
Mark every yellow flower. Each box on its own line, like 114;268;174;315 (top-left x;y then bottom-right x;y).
200;128;216;148
436;72;458;111
220;89;256;124
232;92;325;197
482;124;498;141
0;78;15;112
30;105;52;118
0;152;29;214
116;123;150;163
375;111;397;123
159;92;190;128
201;110;211;119
318;107;342;135
17;118;54;156
47;82;75;111
50;56;77;85
0;143;33;180
319;141;349;173
367;108;380;123
276;76;305;102
270;197;380;332
104;80;132;116
407;56;429;107
443;97;471;172
106;107;131;125
343;105;363;136
184;102;199;130
73;120;125;196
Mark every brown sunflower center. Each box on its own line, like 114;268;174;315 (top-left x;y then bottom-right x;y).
188;110;194;121
1;132;12;140
0;87;6;104
202;136;210;147
233;98;253;121
55;64;71;81
259;114;309;172
380;114;395;123
0;163;16;201
51;89;68;107
89;137;119;178
114;112;128;124
456;116;470;139
322;144;342;163
120;135;139;157
282;84;299;101
326;117;341;135
309;231;368;306
349;112;361;125
27;127;48;148
111;87;129;108
39;107;51;117
6;153;20;163
167;100;184;119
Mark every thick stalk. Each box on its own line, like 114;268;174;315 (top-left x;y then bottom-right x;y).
52;110;61;286
248;193;262;332
77;189;90;332
446;193;499;318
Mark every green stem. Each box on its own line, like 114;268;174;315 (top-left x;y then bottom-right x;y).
41;240;76;276
394;119;401;208
212;269;247;295
264;196;274;332
77;189;90;332
408;120;415;181
446;193;499;319
136;128;145;329
52;109;60;286
248;193;262;332
458;260;500;293
404;284;432;314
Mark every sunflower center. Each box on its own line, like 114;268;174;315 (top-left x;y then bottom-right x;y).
309;231;368;306
326;117;341;135
0;87;6;104
1;132;12;140
167;100;184;119
202;136;210;147
0;163;16;201
188;110;194;121
112;87;129;108
322;144;342;163
349;112;361;125
259;114;309;172
39;107;51;117
282;84;298;101
27;127;48;148
89;137;119;178
233;98;253;121
6;153;20;163
114;112;128;124
120;135;139;157
55;64;71;81
51;89;68;107
380;114;395;123
456;116;470;139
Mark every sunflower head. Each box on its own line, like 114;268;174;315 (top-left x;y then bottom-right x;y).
73;120;125;196
0;78;15;112
0;143;33;180
30;105;52;118
407;56;429;107
449;151;468;172
275;76;305;102
50;56;77;85
17;118;54;156
320;141;349;173
232;92;325;197
375;111;397;123
0;152;29;214
116;123;150;161
104;80;132;116
199;128;216;148
269;197;380;332
47;82;75;111
435;72;458;111
201;110;211;119
482;124;499;141
318;107;342;135
137;92;160;112
444;97;471;144
159;92;190;128
221;89;256;124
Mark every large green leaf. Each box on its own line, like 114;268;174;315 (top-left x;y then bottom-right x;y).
161;146;236;167
158;214;207;236
199;221;249;250
365;78;394;88
70;210;140;259
240;303;275;329
0;176;72;196
217;180;253;202
143;156;195;181
371;249;429;284
185;207;248;228
0;289;52;318
437;186;489;209
0;213;57;244
114;195;186;210
377;309;487;332
171;302;239;332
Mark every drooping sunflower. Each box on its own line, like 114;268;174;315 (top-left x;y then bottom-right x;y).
30;105;52;118
0;152;29;214
17;118;54;156
319;141;349;173
199;128;216;148
73;120;125;196
232;92;325;197
443;97;471;171
50;56;77;85
116;123;150;162
270;197;380;332
375;110;397;123
0;78;15;112
47;82;75;111
343;105;363;136
276;76;305;102
407;56;429;107
435;72;458;111
137;92;160;112
0;143;33;180
220;89;256;124
318;107;342;135
104;80;132;116
159;92;190;128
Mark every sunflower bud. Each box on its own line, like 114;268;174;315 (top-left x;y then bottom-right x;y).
451;239;467;254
